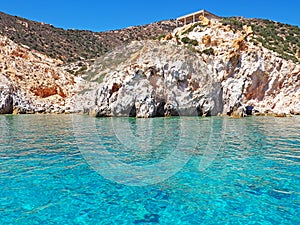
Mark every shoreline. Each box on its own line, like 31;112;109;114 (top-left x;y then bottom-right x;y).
0;111;298;118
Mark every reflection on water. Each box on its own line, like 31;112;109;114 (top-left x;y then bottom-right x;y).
0;115;299;224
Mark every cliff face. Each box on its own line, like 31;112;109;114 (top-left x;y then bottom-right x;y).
83;19;300;117
84;41;222;117
176;20;300;116
0;34;87;114
0;13;299;117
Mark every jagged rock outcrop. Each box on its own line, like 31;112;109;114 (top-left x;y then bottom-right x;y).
80;19;300;117
0;85;13;114
170;19;300;116
86;41;223;117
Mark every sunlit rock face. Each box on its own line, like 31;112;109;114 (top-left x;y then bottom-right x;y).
83;20;299;117
169;20;300;116
86;41;223;118
0;35;85;114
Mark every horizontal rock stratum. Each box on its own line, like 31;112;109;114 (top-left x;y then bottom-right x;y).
0;12;299;117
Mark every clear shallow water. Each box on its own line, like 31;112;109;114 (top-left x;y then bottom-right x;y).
0;115;299;224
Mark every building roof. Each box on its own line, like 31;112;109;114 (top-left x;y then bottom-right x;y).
177;9;220;21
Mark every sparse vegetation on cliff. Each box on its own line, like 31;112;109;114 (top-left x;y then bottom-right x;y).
0;12;177;62
221;17;300;63
202;48;214;56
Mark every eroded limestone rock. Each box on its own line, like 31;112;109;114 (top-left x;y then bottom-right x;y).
90;41;223;117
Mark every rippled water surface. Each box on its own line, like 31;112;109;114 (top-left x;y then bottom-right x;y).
0;115;299;224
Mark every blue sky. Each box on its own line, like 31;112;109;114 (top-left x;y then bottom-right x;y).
1;0;299;31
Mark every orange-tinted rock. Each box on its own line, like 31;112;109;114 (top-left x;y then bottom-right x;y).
31;86;58;98
232;36;248;51
109;83;122;95
164;33;173;40
202;35;211;46
0;34;80;114
199;16;210;26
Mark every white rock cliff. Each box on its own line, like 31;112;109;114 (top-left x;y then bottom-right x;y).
84;20;299;117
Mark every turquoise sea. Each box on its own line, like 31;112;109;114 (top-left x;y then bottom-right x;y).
0;115;299;224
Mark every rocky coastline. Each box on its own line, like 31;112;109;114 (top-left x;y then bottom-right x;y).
0;15;299;118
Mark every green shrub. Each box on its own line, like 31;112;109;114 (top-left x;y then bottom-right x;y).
157;34;166;40
202;48;214;56
181;37;198;46
190;39;198;46
181;37;191;44
221;17;244;31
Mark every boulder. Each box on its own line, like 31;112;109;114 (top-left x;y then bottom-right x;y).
231;106;247;118
202;35;211;46
199;16;210;26
0;89;13;114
